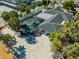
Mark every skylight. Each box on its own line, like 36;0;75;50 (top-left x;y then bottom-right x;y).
37;12;53;20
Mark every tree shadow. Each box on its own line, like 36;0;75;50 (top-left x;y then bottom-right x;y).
6;39;17;50
26;34;37;44
13;45;26;59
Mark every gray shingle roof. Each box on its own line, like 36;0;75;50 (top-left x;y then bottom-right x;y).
38;7;73;33
54;24;63;31
0;1;18;9
39;23;56;33
38;13;63;33
46;6;73;21
38;23;63;33
21;6;73;34
50;13;64;24
22;17;44;25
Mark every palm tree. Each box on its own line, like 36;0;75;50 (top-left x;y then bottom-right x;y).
0;34;14;44
1;12;10;21
25;6;31;14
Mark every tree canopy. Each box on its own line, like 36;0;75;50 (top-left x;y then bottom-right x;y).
1;10;21;21
0;34;14;44
49;21;79;59
74;12;79;21
1;10;21;31
63;0;76;10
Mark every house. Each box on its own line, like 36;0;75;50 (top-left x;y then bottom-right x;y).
20;6;73;34
37;6;73;34
0;0;18;9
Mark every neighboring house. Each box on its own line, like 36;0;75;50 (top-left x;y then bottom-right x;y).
0;18;6;27
0;0;35;5
0;0;35;9
37;6;73;34
0;0;18;9
1;0;18;4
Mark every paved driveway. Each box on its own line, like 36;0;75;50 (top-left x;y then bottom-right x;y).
1;27;52;59
15;35;52;59
26;35;52;59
